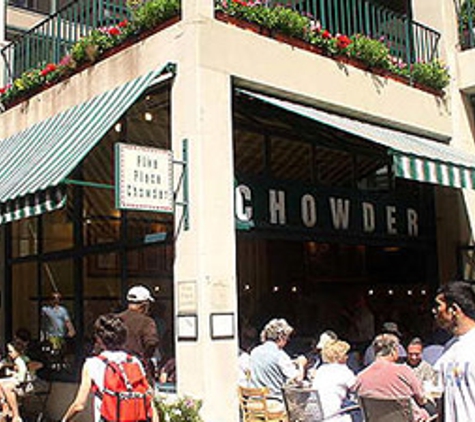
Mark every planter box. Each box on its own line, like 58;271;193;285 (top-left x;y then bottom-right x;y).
215;12;445;96
1;15;181;111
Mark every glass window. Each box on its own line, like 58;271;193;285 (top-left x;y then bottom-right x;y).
83;187;121;246
126;210;173;243
126;91;171;149
83;253;121;348
315;146;354;187
234;129;266;175
356;154;390;191
11;218;38;258
270;137;312;182
43;190;74;253
12;262;39;336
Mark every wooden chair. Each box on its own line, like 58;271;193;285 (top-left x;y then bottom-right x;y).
358;396;438;422
238;386;287;422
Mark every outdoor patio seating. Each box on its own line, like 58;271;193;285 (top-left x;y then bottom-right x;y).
358;396;438;422
282;385;359;422
238;386;287;422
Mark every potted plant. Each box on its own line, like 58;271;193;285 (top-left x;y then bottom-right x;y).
154;392;203;422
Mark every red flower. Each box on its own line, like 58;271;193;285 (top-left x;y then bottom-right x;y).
118;19;129;28
322;30;332;39
40;63;57;76
336;34;351;49
0;86;6;95
232;0;248;5
108;27;121;36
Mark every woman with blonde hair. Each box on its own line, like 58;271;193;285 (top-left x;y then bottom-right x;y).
311;339;357;422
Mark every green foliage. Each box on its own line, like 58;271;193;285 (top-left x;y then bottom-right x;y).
216;0;309;38
346;34;391;69
411;60;450;91
270;6;310;39
0;0;180;107
154;394;203;422
0;0;451;107
460;0;475;28
131;0;180;31
70;27;128;65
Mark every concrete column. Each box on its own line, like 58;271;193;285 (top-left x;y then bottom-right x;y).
182;0;214;23
171;48;239;422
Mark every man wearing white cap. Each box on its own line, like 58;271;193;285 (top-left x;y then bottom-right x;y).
118;285;159;380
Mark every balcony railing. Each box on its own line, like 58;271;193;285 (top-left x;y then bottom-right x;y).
2;0;130;81
271;0;440;64
457;0;475;49
2;0;440;83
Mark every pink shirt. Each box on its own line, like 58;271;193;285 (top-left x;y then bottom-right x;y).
354;359;428;420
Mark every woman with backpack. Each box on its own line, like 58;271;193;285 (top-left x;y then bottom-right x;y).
61;314;158;422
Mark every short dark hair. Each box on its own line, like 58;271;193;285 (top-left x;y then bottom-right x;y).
437;281;475;321
94;314;127;351
9;338;26;355
408;337;423;348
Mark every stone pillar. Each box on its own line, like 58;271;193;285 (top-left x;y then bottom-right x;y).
171;56;239;422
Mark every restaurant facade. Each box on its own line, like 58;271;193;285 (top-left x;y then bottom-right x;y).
2;0;475;420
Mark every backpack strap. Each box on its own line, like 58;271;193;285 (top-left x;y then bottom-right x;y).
97;354;134;392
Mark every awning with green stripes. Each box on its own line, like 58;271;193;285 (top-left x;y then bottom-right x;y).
0;63;175;225
242;90;475;189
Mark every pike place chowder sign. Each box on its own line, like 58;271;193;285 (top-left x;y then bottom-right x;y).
115;143;173;212
235;177;434;241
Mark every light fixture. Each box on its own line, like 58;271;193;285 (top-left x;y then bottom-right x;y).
368;289;374;296
144;111;153;122
291;286;297;293
154;286;161;293
272;286;279;292
388;289;394;295
407;290;413;296
114;122;122;132
421;289;427;295
244;284;250;291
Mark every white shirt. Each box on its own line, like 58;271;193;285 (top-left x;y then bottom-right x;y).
238;350;251;387
434;327;475;422
311;363;356;422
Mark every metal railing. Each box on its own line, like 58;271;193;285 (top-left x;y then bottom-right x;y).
270;0;440;64
457;0;475;49
3;0;441;83
2;0;130;81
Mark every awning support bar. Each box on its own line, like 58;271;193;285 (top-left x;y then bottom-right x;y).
173;139;189;238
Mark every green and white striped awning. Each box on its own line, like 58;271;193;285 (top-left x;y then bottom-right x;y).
242;90;475;189
0;63;175;225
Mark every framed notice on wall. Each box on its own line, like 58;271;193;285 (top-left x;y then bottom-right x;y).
177;314;198;341
115;143;173;212
210;312;235;340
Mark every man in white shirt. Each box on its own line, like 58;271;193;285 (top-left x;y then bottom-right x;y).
433;281;475;422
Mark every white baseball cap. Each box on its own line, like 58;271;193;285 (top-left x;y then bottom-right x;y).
126;285;155;303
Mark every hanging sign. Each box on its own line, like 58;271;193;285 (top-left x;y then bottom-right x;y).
115;143;173;212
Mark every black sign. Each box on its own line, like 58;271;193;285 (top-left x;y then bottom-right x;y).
235;176;432;243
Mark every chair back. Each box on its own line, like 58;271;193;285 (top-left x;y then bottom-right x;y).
238;386;287;422
358;396;414;422
282;386;324;422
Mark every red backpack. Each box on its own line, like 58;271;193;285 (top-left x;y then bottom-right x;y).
93;354;153;422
